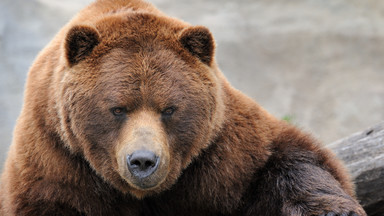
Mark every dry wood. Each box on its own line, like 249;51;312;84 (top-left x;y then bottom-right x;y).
328;122;384;216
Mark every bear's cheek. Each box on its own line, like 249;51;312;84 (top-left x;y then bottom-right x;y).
115;111;171;191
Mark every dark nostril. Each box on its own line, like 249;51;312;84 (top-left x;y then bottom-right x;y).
131;160;141;167
145;160;154;168
127;150;160;179
129;157;155;169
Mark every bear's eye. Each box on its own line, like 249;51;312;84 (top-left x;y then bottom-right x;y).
111;107;126;116
162;107;176;117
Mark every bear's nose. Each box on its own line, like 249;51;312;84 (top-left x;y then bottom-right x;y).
127;150;160;179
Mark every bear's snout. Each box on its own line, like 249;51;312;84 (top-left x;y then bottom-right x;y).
127;150;160;179
116;111;171;193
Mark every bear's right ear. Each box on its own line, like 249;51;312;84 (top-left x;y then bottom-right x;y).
65;25;100;66
179;26;215;66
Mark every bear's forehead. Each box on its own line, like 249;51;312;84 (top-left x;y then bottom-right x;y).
94;12;185;45
68;12;207;105
81;13;202;87
91;47;193;105
86;12;191;71
99;46;188;83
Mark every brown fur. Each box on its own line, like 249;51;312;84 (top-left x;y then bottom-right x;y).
0;0;366;215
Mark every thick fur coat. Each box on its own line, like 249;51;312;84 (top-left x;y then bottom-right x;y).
0;0;366;215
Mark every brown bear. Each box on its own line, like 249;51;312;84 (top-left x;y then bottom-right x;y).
0;0;367;215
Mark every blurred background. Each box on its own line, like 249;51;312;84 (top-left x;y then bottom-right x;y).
0;0;383;167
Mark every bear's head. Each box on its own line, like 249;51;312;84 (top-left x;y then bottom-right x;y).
57;13;224;198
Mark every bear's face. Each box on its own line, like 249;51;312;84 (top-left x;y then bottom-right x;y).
58;14;223;198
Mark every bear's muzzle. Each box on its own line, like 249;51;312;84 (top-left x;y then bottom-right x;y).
116;110;170;192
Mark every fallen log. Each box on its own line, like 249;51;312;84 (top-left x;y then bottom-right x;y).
328;122;384;216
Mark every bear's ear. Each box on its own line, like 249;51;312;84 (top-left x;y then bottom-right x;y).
179;26;215;66
65;25;100;66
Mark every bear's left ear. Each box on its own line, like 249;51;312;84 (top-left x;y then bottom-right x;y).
179;26;215;66
65;25;100;66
